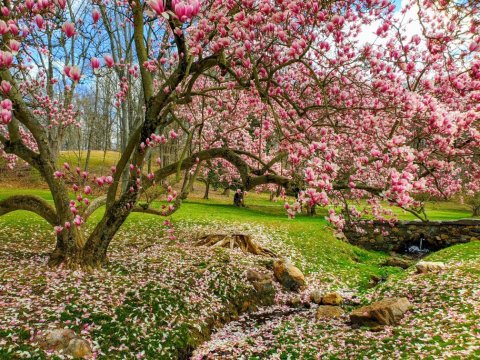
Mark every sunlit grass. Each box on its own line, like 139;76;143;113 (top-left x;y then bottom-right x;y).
1;186;476;290
1;186;478;358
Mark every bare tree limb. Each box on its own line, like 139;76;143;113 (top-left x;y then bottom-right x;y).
82;195;108;221
0;195;58;225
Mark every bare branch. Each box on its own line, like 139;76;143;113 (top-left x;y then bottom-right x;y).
0;195;58;225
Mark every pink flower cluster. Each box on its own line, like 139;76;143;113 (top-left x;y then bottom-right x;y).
147;0;200;23
64;65;81;83
1;98;12;125
172;0;200;23
0;50;13;68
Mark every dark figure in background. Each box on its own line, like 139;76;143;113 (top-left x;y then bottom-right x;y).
234;189;245;207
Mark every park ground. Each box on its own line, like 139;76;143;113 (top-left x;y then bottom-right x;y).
0;152;479;359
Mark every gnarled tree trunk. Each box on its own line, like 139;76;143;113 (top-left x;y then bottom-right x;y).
48;227;85;267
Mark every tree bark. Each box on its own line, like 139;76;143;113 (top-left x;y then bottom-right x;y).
306;204;316;216
473;206;480;217
82;190;138;267
48;227;85;267
203;179;210;199
0;195;58;225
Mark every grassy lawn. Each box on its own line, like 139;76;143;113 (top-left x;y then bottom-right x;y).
1;186;479;359
0;187;476;289
59;150;121;170
0;188;403;287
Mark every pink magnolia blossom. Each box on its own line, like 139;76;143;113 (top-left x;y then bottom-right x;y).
54;0;66;9
0;20;8;35
8;21;18;36
1;80;11;94
1;109;12;124
35;15;44;29
172;0;200;23
147;0;165;16
103;54;114;68
92;9;101;24
169;130;178;139
62;22;76;38
91;57;101;70
73;215;82;226
1;99;12;111
0;51;13;68
68;66;81;82
9;40;20;55
1;6;9;17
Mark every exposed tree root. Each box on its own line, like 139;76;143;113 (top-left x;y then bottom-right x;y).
194;234;277;257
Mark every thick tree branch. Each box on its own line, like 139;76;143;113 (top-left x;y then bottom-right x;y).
82;195;107;221
0;195;58;225
1;120;43;170
152;148;250;184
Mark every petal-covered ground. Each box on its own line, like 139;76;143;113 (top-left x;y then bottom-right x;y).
1;211;479;359
0;219;298;359
193;242;480;359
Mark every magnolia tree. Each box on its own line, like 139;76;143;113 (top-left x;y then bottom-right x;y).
0;0;479;267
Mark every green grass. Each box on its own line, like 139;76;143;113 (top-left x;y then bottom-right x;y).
0;186;475;290
391;201;474;221
59;150;121;173
1;184;479;359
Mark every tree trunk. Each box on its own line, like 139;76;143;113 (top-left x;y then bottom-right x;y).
276;185;282;197
222;188;230;196
48;227;85;267
147;150;152;174
203;179;210;199
473;206;480;217
82;188;139;267
84;128;93;173
307;204;316;216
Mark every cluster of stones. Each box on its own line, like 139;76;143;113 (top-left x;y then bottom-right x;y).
304;289;414;329
37;328;92;358
246;256;448;331
244;258;306;307
342;219;480;252
311;291;346;320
